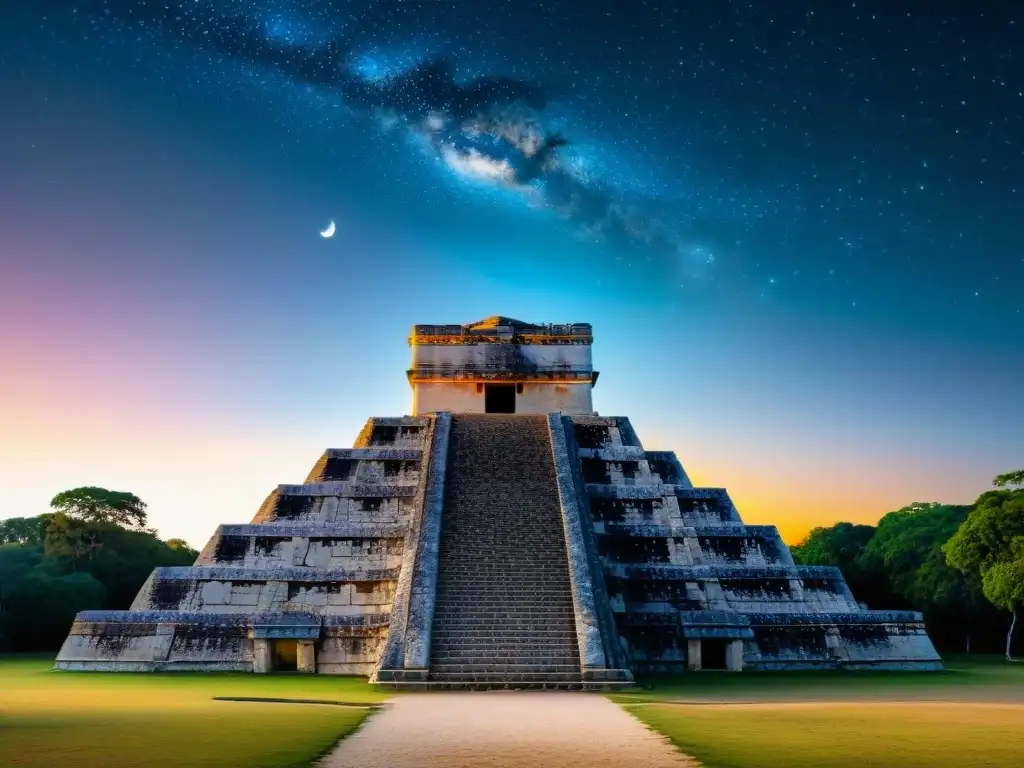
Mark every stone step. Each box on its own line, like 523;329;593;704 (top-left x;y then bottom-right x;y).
438;557;572;562
430;618;577;622
434;594;574;601
436;581;574;589
436;586;571;593
431;629;574;638
431;622;575;630
432;606;577;614
435;608;573;614
429;671;585;683
431;630;578;640
430;606;577;614
430;639;579;648
436;601;573;607
441;577;571;582
428;415;581;677
433;592;575;601
429;663;581;674
436;581;572;586
432;622;575;630
438;571;571;577
379;680;634;691
428;651;581;663
433;593;575;601
430;638;578;649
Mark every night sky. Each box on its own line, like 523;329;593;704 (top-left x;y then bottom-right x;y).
2;0;1021;545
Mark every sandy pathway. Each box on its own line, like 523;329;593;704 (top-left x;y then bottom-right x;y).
320;692;695;768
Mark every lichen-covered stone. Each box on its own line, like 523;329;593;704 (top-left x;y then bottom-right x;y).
55;416;433;675
569;416;942;672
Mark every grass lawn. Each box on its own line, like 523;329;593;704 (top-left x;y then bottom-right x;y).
611;654;1024;703
619;657;1024;768
630;700;1024;768
0;656;391;768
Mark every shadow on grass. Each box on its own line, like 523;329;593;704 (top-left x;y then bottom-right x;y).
212;695;382;707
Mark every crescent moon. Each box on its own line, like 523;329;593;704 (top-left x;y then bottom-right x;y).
320;220;336;238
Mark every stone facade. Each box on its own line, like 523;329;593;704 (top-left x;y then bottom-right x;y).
409;316;598;416
55;418;431;675
563;414;942;672
55;317;942;682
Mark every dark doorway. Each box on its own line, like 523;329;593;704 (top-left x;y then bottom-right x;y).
702;639;728;670
485;384;516;413
272;640;298;671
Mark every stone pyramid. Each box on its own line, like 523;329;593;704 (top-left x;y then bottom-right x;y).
56;318;941;686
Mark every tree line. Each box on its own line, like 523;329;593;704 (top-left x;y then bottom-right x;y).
0;487;197;651
791;470;1024;658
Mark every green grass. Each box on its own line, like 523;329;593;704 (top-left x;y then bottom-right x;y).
6;655;1023;768
611;655;1024;703
629;701;1024;768
0;656;391;768
619;657;1024;768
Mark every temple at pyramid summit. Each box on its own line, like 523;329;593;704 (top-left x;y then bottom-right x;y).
56;316;942;686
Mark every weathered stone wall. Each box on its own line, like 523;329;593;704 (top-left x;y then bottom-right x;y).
196;525;406;570
743;613;943;670
565;415;943;673
413;380;594;416
318;625;390;674
408;318;597;416
374;412;451;676
411;341;593;378
56;416;436;675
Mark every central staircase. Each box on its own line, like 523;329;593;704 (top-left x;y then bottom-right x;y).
427;414;584;688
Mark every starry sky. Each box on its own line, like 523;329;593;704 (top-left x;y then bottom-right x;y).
1;0;1021;546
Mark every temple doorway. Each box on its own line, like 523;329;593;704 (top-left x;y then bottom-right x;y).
271;639;298;671
485;384;516;413
701;639;728;670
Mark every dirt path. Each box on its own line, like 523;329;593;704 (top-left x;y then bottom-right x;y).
320;692;695;768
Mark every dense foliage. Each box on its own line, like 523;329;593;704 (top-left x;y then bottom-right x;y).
0;488;196;651
793;473;1024;656
943;483;1024;659
49;486;149;529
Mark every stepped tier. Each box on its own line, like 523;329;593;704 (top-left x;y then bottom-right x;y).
564;415;941;672
56;413;941;681
56;417;433;675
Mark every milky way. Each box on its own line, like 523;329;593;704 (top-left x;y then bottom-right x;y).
88;0;708;273
17;0;1023;316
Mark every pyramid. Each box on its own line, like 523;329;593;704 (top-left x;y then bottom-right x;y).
56;317;942;685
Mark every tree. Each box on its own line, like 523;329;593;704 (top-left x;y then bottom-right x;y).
860;502;987;652
40;515;196;608
0;516;50;545
994;470;1024;489
981;558;1024;660
944;490;1024;572
76;525;196;609
944;480;1024;660
792;522;877;568
43;513;107;566
0;545;106;651
0;489;197;651
50;487;148;529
